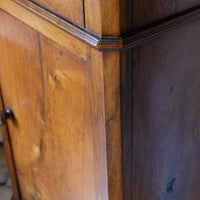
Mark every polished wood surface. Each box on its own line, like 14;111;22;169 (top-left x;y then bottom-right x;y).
34;0;84;26
0;0;200;199
132;0;200;29
0;91;20;200
84;0;120;36
121;19;200;200
0;10;108;200
1;1;200;50
120;49;132;200
0;0;90;57
103;52;122;200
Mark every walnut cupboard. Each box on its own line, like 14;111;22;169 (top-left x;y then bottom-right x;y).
0;0;200;200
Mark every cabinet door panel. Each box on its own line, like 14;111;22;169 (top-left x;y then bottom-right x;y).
0;10;107;200
0;9;46;200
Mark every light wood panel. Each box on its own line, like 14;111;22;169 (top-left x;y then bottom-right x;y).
0;10;108;200
84;0;120;36
35;0;84;26
0;9;45;200
103;52;123;200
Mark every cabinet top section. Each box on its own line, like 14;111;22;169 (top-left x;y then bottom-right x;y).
21;0;200;36
5;0;200;36
0;0;200;50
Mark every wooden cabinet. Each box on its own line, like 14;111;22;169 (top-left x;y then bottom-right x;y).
0;0;199;200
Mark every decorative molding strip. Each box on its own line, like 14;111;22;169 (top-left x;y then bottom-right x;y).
122;6;200;50
13;0;100;47
12;0;200;51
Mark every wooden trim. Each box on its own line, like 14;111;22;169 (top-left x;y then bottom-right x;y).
122;6;200;50
103;52;123;200
2;1;200;50
12;0;100;47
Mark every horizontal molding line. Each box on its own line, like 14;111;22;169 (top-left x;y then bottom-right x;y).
12;0;200;51
122;6;200;50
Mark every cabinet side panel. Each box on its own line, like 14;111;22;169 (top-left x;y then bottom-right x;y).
129;19;200;200
84;0;120;36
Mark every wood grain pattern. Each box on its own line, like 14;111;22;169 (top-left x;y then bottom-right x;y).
121;19;200;200
0;90;20;200
132;0;200;29
103;52;123;200
0;9;45;200
120;49;132;200
1;0;200;50
0;0;89;59
1;0;200;199
0;10;108;200
33;0;84;26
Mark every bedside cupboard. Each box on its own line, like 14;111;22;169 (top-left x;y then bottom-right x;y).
0;0;200;199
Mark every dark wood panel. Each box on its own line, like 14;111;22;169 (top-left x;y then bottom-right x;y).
121;19;200;200
120;49;132;200
120;0;200;33
84;0;120;36
103;52;123;200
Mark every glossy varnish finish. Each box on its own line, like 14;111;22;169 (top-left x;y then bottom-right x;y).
0;0;200;200
0;10;108;200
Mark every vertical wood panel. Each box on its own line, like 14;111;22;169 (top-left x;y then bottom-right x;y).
0;10;108;200
84;0;120;36
130;19;200;200
103;52;123;200
90;48;109;200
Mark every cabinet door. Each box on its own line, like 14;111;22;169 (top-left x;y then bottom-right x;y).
0;10;107;200
132;0;200;29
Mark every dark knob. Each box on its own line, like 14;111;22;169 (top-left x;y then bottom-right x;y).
0;108;14;126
